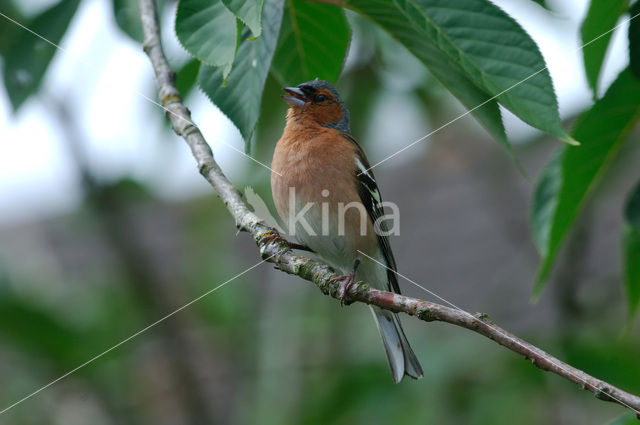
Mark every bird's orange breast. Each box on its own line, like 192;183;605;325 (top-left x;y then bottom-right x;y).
270;123;377;270
272;124;358;215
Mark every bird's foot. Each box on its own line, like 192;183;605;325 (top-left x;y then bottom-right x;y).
260;228;288;246
260;228;313;252
330;271;356;305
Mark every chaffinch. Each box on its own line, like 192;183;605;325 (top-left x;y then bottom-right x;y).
270;79;423;383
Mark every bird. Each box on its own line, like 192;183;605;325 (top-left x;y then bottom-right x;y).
270;79;423;383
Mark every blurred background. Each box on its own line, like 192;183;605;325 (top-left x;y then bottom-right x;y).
1;0;639;424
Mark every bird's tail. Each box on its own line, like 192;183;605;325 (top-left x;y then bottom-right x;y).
370;306;423;383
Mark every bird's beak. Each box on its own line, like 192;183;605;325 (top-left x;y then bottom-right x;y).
282;87;308;107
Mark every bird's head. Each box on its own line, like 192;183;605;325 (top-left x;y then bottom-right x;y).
282;80;350;133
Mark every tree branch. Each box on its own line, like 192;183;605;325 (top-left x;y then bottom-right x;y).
138;0;640;417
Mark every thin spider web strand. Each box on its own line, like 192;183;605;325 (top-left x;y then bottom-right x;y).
0;254;276;415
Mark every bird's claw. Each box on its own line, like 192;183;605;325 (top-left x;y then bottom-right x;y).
260;228;314;253
330;272;356;305
261;229;288;246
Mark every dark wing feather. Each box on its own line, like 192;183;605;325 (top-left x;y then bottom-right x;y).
340;133;401;294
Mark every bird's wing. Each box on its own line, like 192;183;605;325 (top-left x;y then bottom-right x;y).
340;132;401;294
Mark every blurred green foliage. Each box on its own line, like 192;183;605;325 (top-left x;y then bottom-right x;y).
112;0;144;42
624;182;640;318
532;68;640;297
630;1;640;80
1;0;80;110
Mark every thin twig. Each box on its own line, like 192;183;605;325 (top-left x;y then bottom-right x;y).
138;0;640;416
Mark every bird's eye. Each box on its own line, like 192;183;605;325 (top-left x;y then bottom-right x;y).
315;94;327;102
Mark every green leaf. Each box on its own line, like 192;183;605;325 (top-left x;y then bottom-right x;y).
198;0;284;144
176;58;201;96
0;2;24;56
222;0;264;38
347;0;571;143
112;0;143;42
623;180;640;318
581;0;629;97
2;0;80;111
630;1;640;80
531;68;640;297
271;0;350;85
344;0;509;151
175;0;239;70
528;0;551;10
